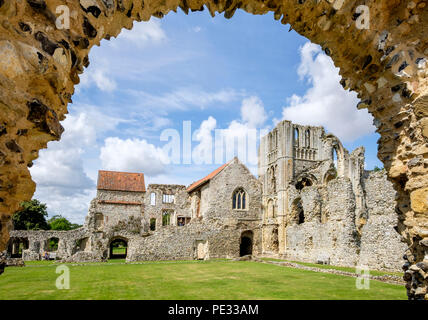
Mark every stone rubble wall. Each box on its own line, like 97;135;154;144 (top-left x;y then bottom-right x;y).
284;178;360;267
128;219;262;261
358;171;408;270
144;184;191;229
8;228;90;260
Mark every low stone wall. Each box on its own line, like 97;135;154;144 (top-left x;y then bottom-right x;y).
9;228;90;260
128;219;262;261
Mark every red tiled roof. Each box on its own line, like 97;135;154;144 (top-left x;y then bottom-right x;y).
187;162;229;193
97;170;146;192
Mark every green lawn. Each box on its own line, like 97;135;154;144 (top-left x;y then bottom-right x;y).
260;258;403;277
112;247;127;255
0;260;406;300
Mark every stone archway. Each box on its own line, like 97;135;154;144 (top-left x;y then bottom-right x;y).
0;0;427;298
240;230;253;257
109;237;128;259
7;237;29;258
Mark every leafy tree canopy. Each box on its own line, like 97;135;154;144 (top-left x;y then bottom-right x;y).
12;199;49;230
48;215;81;231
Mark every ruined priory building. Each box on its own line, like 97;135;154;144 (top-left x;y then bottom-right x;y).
8;121;406;276
0;0;427;299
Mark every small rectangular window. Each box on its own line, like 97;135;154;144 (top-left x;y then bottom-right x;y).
150;192;156;206
162;194;174;204
162;211;171;226
177;217;187;226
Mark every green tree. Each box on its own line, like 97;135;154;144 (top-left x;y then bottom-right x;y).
12;199;49;230
48;215;81;231
373;166;384;172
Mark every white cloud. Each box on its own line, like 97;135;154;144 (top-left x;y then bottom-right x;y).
115;20;167;47
191;96;269;167
78;20;167;92
79;65;116;92
30;107;126;223
241;96;267;128
100;137;169;176
127;87;242;112
32;188;95;224
192;116;217;165
281;42;374;142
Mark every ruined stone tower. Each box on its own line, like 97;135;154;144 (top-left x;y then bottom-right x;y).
259;120;406;270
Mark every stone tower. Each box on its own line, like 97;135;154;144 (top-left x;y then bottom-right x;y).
258;120;367;256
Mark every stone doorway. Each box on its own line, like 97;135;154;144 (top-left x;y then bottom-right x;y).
109;238;128;259
240;231;253;257
8;237;29;258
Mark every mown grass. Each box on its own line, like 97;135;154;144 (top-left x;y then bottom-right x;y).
0;260;406;300
260;258;403;277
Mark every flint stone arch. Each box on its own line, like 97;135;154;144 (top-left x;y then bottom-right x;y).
0;0;427;298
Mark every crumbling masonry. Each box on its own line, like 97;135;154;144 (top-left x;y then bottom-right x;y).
0;0;427;299
7;123;407;275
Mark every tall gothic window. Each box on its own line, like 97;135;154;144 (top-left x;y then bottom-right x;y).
294;128;299;147
305;129;310;148
232;188;247;210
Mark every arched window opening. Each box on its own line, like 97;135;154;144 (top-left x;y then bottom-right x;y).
109;238;128;259
324;169;337;185
233;188;247;210
332;147;338;168
267;199;275;218
8;237;29;258
294;128;299;147
305;129;310;148
47;237;59;252
73;237;89;254
240;231;253;256
292;198;305;225
295;177;313;191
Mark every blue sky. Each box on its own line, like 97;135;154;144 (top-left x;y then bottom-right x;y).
30;10;381;223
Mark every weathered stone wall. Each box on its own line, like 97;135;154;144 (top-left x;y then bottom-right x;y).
8;228;90;260
358;171;408;270
203;159;262;221
94;189;144;229
144;184;190;229
8;160;263;262
128;219;262;261
284;178;360;267
260;120;409;272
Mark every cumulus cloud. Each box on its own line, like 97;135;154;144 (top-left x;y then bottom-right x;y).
191;96;269;167
100;137;169;176
281;42;374;142
192;116;217;165
240;96;267;128
114;20;167;47
79;20;167;92
30;107;126;222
